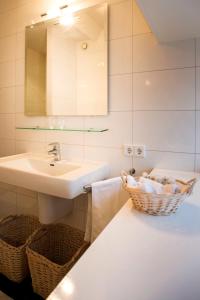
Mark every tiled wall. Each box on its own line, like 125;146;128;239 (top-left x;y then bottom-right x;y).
0;0;199;227
0;179;88;230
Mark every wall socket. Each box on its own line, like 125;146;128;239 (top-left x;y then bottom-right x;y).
134;145;146;158
123;144;134;156
124;144;146;158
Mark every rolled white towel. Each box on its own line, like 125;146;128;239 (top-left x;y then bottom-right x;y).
139;181;155;193
126;176;155;193
163;183;180;194
142;172;176;185
126;181;155;193
127;175;182;195
127;175;137;187
139;177;164;194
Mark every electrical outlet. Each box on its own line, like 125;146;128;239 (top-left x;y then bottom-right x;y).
134;145;146;158
123;144;134;156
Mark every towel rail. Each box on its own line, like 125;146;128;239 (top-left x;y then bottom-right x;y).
83;184;92;193
83;168;136;193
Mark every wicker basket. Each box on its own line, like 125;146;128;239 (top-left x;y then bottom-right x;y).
0;215;41;283
121;172;196;216
26;223;89;299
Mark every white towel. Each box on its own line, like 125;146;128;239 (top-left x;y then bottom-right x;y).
84;177;129;243
163;183;180;194
139;177;164;194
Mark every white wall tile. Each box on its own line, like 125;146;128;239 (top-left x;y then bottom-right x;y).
15;59;25;86
196;67;200;110
84;145;132;177
196;37;200;67
15;113;46;127
109;0;132;39
133;33;195;72
0;189;17;218
15;140;46;153
109;74;132;111
195;154;200;172
196;111;200;153
0;35;15;63
46;130;84;146
17;193;38;216
133;111;195;153
60;208;86;231
133;151;195;175
17;0;33;8
74;210;87;231
132;0;151;35
64;116;85;130
16;186;37;198
85;112;132;148
0;182;17;192
45;116;85;145
0;9;16;38
109;37;132;75
0;61;15;88
15;85;24;113
0;114;15;139
15;129;46;142
0;139;15;157
60;144;84;161
0;0;18;13
16;32;25;60
0;87;15;113
74;194;88;212
133;68;195;110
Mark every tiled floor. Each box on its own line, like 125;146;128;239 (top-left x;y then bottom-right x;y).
0;292;12;300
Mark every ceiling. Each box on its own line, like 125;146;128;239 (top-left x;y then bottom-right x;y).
136;0;200;42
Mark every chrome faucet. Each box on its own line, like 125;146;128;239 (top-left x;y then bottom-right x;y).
48;142;61;161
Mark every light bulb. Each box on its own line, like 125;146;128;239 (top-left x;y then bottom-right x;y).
47;7;61;19
59;12;75;26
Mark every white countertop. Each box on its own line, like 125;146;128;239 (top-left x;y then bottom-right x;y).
49;171;200;300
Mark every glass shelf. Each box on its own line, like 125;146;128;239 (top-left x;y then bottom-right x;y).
16;127;109;133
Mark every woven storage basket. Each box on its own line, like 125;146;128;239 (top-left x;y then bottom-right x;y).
26;223;89;299
121;171;196;216
0;215;41;283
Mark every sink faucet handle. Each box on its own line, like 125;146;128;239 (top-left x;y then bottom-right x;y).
49;142;60;148
48;142;60;151
48;142;61;161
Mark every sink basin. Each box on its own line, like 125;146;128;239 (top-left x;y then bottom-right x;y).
2;157;80;176
0;153;109;224
0;153;109;199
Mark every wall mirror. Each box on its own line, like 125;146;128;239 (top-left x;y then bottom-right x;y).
25;4;108;116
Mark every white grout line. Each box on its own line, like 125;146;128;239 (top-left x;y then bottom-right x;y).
131;0;134;171
194;38;198;171
109;66;198;77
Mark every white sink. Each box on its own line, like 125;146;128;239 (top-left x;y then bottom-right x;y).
0;153;109;223
2;157;80;177
0;153;109;199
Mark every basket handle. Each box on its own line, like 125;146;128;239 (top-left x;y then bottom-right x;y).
25;226;44;246
0;215;18;225
67;242;89;269
121;170;129;185
26;226;50;246
176;178;196;195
